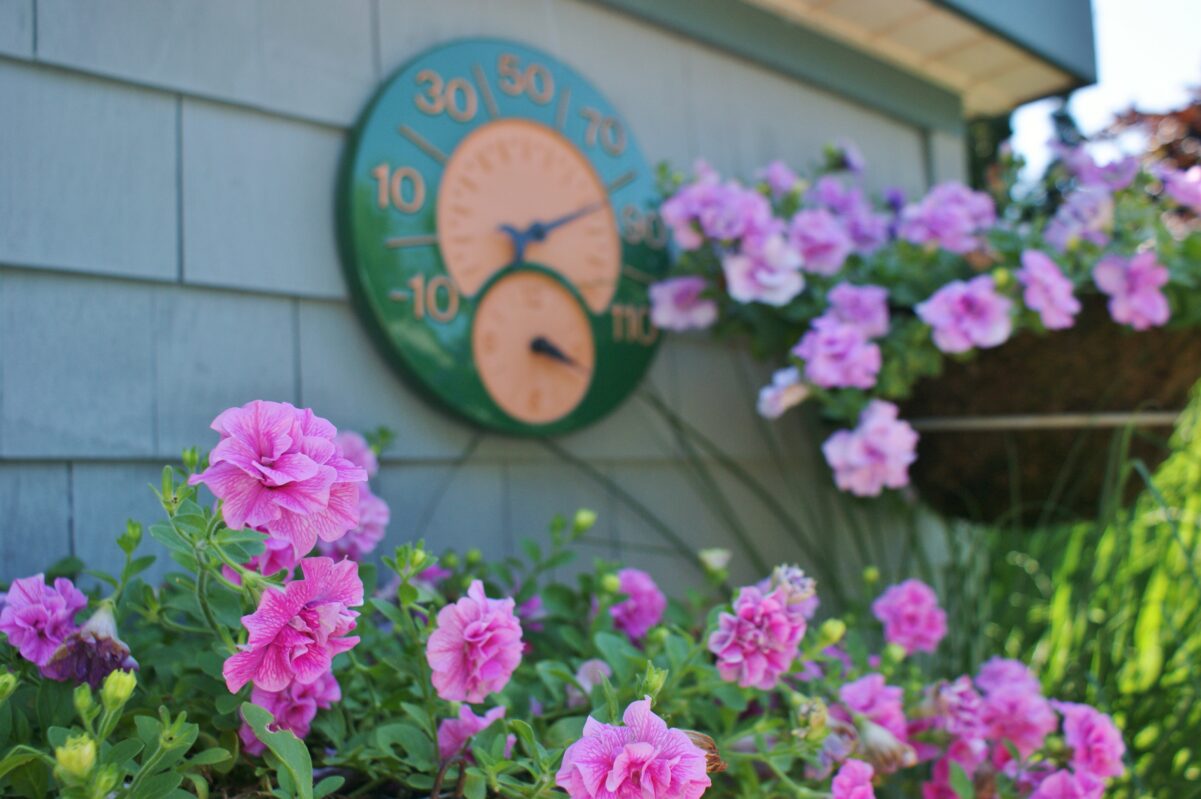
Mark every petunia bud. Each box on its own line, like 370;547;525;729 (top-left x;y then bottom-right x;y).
441;551;460;570
882;642;908;665
572;509;598;536
600;573;622;595
45;604;139;688
100;669;137;711
73;684;94;719
54;734;96;783
991;266;1012;288
698;548;731;573
817;619;847;648
855;718;917;774
862;566;880;586
465;548;483;566
682;730;728;773
640;664;668;699
792;696;829;740
0;671;16;704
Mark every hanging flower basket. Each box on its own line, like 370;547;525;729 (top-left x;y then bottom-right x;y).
651;139;1201;511
899;298;1201;522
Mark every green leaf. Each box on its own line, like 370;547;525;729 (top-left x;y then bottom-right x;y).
369;597;409;629
149;523;191;554
507;719;538;759
949;762;975;799
185;747;231;767
314;776;345;798
103;738;145;766
241;703;313;799
128;772;183;799
594;632;645;683
0;746;47;779
374;722;433;770
462;768;487;799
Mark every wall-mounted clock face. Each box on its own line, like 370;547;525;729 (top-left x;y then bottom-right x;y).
338;38;669;435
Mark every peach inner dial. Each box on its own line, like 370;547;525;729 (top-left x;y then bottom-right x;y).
472;271;595;425
437;119;620;313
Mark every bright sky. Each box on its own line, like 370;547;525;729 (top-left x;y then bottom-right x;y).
1010;0;1201;177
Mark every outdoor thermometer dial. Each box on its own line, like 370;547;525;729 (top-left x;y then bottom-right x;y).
338;38;669;435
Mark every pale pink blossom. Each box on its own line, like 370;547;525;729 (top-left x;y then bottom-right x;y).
426;580;523;703
722;233;806;307
899;182;995;254
793;318;881;390
1059;146;1139;191
790;208;853;275
1162;165;1201;213
1053;701;1125;779
239;671;340;756
757;564;819;621
756;367;809;420
189;401;368;557
831;759;875;799
1018;250;1080;330
917;275;1013;353
555;697;711;799
708;585;807;689
317;486;390;561
822;401;918;497
223;557;363;693
871;579;947;654
0;574;86;667
1093;251;1170;330
437;705;513;762
567;658;614;708
649;277;719;331
806;178;888;255
610;568;666;641
1030;770;1104;799
827;283;890;338
335;431;379;478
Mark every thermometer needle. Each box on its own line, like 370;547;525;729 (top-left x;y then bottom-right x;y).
530;336;587;373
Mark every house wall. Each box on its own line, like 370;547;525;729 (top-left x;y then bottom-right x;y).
0;0;965;590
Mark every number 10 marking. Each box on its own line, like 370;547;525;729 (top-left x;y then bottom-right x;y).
395;274;460;322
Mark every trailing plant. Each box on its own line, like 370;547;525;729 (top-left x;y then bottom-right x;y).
650;139;1201;497
0;399;1129;797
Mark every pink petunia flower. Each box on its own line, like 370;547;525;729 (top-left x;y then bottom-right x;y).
757;366;810;420
708;585;807;689
517;594;547;633
1053;701;1125;779
827;282;890;338
317;486;390;561
871;579;947;654
975;657;1042;699
807;178;889;256
0;574;87;667
1058;146;1139;191
898;182;995;254
335;431;379;478
831;759;875;799
555;697;711;799
1018;250;1081;330
922;739;988;799
790;208;853;275
239;670;340;756
437;705;513;762
1030;769;1104;799
223;557;363;693
980;683;1057;761
1161;165;1201;213
822;401;918;497
917;275;1013;354
839;674;908;741
189;401;368;557
567;658;614;708
649;277;719;331
793;318;881;390
1045;188;1113;252
929;677;985;741
1093;251;1171;330
610;568;666;641
758;160;800;198
426;580;523;703
722;232;806;307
